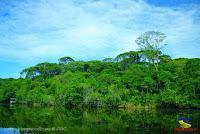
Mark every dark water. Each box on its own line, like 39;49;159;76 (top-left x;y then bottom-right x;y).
0;105;199;134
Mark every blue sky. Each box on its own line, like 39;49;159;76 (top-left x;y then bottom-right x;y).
0;0;200;78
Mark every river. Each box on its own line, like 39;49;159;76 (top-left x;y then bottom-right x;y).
0;105;199;134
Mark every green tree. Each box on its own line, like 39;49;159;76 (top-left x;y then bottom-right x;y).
102;58;114;62
183;59;200;99
58;56;75;64
159;55;171;63
136;31;167;71
21;63;61;78
136;31;167;91
115;51;141;69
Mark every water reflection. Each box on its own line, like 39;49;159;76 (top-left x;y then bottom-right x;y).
0;105;199;134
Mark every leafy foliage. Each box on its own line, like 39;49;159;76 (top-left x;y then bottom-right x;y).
0;31;199;109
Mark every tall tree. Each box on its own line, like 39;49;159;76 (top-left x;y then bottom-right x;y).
135;31;167;71
136;31;167;91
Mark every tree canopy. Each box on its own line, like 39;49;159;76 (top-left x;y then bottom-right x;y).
58;56;75;64
0;31;199;109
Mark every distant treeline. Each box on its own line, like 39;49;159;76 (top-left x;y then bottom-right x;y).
0;31;199;109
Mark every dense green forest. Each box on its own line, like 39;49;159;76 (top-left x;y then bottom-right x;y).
0;31;199;109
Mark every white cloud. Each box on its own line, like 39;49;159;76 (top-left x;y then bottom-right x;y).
0;0;200;67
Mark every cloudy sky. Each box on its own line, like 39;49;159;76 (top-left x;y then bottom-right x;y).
0;0;200;78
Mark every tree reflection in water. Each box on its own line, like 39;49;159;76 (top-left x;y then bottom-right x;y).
0;105;199;134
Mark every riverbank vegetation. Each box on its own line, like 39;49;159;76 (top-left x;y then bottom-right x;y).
0;31;199;109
